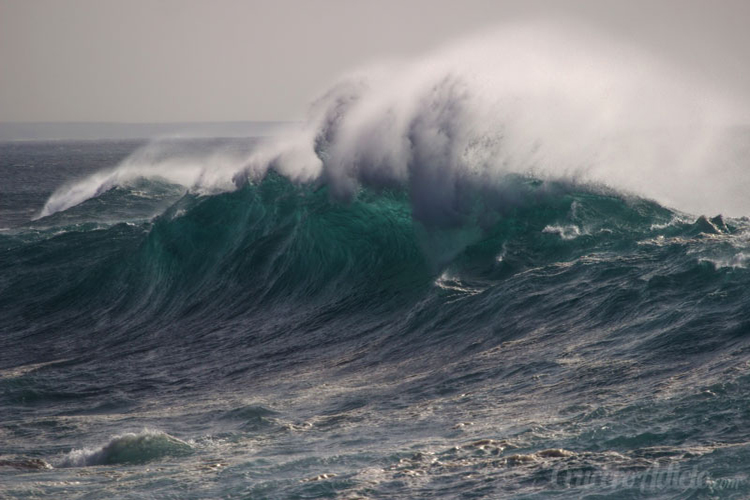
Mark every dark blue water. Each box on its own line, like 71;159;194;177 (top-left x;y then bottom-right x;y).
2;138;750;498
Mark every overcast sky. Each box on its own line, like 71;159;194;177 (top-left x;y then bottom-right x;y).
1;0;749;123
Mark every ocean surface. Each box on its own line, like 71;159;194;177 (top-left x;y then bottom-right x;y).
1;133;750;499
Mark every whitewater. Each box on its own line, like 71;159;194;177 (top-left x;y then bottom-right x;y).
2;24;750;499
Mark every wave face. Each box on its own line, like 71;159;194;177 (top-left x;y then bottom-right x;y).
4;153;750;497
3;25;750;499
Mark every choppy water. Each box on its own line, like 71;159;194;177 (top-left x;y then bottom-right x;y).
2;137;750;499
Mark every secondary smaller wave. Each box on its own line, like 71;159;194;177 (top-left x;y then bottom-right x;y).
57;430;193;467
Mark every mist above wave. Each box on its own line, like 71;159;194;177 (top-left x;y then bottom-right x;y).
40;22;747;222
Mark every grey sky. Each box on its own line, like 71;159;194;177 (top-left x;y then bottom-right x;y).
1;0;749;123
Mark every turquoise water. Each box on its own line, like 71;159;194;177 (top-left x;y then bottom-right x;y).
2;139;750;498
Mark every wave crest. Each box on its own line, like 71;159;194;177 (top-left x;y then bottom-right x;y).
37;23;746;224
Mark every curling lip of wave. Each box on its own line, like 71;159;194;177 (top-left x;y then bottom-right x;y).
37;144;244;219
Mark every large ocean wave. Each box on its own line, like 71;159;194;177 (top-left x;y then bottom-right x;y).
4;23;750;499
